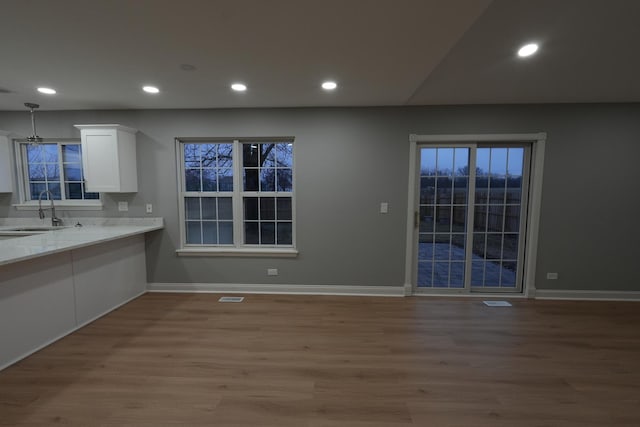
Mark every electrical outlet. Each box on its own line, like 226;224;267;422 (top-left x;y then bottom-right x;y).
546;272;558;280
146;203;153;214
267;268;278;276
380;202;389;214
118;201;128;212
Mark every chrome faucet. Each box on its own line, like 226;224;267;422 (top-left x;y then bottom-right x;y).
38;190;63;227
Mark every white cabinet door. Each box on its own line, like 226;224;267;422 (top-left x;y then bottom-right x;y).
0;132;13;193
82;129;120;192
75;124;138;192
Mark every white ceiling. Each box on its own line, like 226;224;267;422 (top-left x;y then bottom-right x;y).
0;0;638;111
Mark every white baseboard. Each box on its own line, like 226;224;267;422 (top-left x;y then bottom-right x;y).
403;283;412;296
535;289;640;301
147;283;640;301
147;282;405;297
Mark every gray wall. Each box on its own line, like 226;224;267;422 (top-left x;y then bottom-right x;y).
1;104;639;291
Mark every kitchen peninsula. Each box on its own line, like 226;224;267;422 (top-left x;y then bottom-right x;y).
0;218;163;370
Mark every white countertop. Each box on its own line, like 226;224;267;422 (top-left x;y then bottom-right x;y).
0;218;163;267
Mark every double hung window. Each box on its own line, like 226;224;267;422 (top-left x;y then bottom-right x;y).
16;141;99;204
178;139;295;253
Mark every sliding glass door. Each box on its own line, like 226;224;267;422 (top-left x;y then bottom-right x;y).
416;144;530;293
417;147;472;289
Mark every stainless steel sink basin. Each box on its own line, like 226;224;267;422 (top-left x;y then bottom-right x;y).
0;226;70;239
0;234;38;240
5;226;68;232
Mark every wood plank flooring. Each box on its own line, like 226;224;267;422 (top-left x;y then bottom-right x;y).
1;293;639;426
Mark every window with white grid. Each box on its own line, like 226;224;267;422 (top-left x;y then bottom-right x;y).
241;142;293;245
178;139;295;250
17;141;99;202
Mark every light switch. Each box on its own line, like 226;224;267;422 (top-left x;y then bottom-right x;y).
118;201;128;212
146;203;153;214
380;202;389;214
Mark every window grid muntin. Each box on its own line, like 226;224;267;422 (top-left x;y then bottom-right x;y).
418;145;526;290
243;195;293;245
471;147;524;288
242;143;293;193
179;139;295;249
241;142;293;246
183;143;234;193
418;147;470;288
61;144;98;200
21;142;98;201
184;196;234;245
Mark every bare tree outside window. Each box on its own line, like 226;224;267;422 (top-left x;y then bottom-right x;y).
242;142;293;245
180;140;294;248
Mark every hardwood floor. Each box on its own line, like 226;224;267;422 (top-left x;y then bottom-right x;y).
1;293;639;426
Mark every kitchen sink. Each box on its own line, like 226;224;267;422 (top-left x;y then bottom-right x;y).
0;234;39;240
5;226;69;232
0;226;70;239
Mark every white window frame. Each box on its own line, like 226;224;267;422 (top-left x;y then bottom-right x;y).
13;139;103;210
176;138;298;257
404;133;546;298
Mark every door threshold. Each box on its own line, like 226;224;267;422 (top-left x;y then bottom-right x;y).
411;291;528;299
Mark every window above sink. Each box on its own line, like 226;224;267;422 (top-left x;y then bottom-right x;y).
13;140;103;211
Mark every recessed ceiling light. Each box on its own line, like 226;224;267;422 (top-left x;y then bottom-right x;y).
322;81;338;90
231;83;247;92
37;87;56;95
142;85;160;94
517;43;539;58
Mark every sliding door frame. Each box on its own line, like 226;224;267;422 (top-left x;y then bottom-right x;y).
404;133;546;297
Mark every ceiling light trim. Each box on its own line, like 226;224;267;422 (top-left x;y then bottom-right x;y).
142;85;160;94
517;43;539;58
231;83;247;92
37;87;56;95
322;81;338;90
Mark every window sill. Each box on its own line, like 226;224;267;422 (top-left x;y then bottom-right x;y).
176;247;299;258
13;201;104;211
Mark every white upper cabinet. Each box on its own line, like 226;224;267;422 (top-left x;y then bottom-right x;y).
74;124;138;193
0;131;13;193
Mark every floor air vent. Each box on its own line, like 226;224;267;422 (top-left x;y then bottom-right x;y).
218;296;244;303
483;301;512;307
